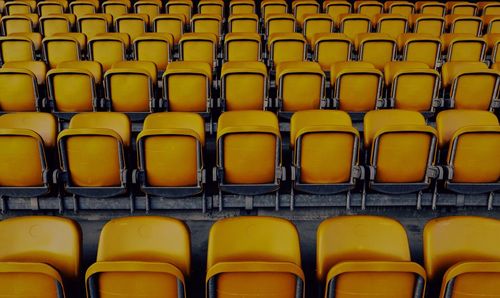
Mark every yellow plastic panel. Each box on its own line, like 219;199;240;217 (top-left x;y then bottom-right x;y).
394;73;436;111
225;73;265;110
229;16;258;33
304;17;333;45
453;74;496;110
97;271;179;298
359;41;395;70
79;18;108;39
45;40;79;68
216;272;297;298
0;136;43;187
337;73;380;112
405;40;440;68
341;18;370;40
3;18;32;34
314;36;350;70
227;40;259;61
182;40;214;66
450;272;500;298
281;73;322;111
109;73;150;112
0;39;33;62
41;18;69;37
193;17;220;37
90;40;124;71
0;71;37;111
335;271;415;297
266;16;295;36
135;39;169;71
0;272;59;297
272;40;305;64
415;18;443;37
448;41;484;62
166;74;208;112
52;73;94;112
117;18;145;40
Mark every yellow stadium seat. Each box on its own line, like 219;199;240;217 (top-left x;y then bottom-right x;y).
102;0;128;19
312;33;352;71
215;111;283;196
198;0;224;17
317;216;426;298
447;1;478;15
292;0;320;27
363;110;438;199
2;60;46;85
37;1;65;16
276;61;325;114
290;110;361;196
86;216;190;298
398;33;441;68
136;113;206;196
69;0;98;17
331;61;383;112
261;0;288;21
416;1;446;16
441;61;498;110
39;15;71;37
446;15;482;35
1;15;34;35
134;0;161;20
480;1;500;16
0;216;81;296
323;0;351;26
410;14;445;37
179;32;218;68
9;32;42;51
220;61;268;111
355;33;397;71
58;60;102;83
484;33;500;63
0;68;40;111
436;110;499;199
302;14;334;46
484;15;500;34
0;0;4;13
133;32;172;72
115;13;148;41
354;0;383;20
0;35;35;63
162;61;212;113
373;13;408;39
206;216;304;297
268;32;306;67
385;1;415;18
228;13;259;33
229;0;255;15
57;112;130;196
0;113;56;193
338;13;371;40
264;13;296;36
441;33;486;62
384;61;440;112
77;14;112;38
165;0;193;22
88;33;128;71
46;68;97;113
224;32;261;62
191;13;223;39
424;216;500;298
4;1;32;15
152;14;185;45
42;35;85;68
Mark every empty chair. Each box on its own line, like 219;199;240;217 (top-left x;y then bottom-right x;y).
215;111;283;196
0;35;36;63
58;60;102;84
133;32;172;72
447;1;477;15
220;61;268;110
484;15;500;34
481;1;500;16
264;13;295;36
229;0;255;15
276;61;325;114
338;13;371;40
102;0;128;19
136;113;206;196
292;0;320;27
228;13;259;33
416;1;446;16
198;0;224;17
0;67;41;111
77;14;112;38
485;33;500;64
317;216;426;298
165;0;192;22
441;33;486;62
206;216;304;297
0;113;56;195
70;0;98;17
37;1;65;16
42;34;84;68
134;0;161;20
410;14;445;37
424;216;500;298
260;0;287;21
302;14;334;46
385;1;415;18
363;110;438;197
115;14;148;41
224;32;261;62
354;0;383;20
162;61;212;113
0;216;81;296
355;33;397;71
9;31;43;53
57;112;130;197
373;13;408;39
323;0;351;26
39;15;71;37
398;33;441;68
446;15;482;35
152;14;185;45
267;32;306;67
88;33;128;71
290;110;361;196
86;216;190;297
312;33;352;71
0;15;35;35
4;1;33;15
191;13;223;39
2;60;47;86
441;62;499;110
331;61;383;112
384;61;440;112
179;33;218;69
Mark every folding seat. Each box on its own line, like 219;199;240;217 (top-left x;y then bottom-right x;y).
86;216;190;297
179;32;218;68
42;34;86;68
215;111;283;196
104;61;156;113
133;33;172;72
152;14;185;45
317;216;426;298
191;13;223;39
0;15;35;35
77;14;112;38
115;13;148;41
69;0;98;17
276;61;325;114
220;61;268;110
384;61;440;112
267;32;306;67
484;15;500;34
88;33;127;71
39;15;71;37
446;15;482;36
136;113;206;196
441;62;499;110
57;112;130;196
323;0;351;26
441;33;486;62
354;0;383;20
480;1;500;16
260;0;287;21
290;110;361;196
312;33;351;71
162;61;212;113
47;61;101;112
331;61;383;112
37;1;65;16
206;216;304;296
355;33;397;71
4;1;33;15
292;0;320;27
410;14;445;37
165;0;192;22
415;1;446;16
8;32;43;53
264;13;295;36
424;216;500;297
0;35;36;63
198;0;224;17
0;113;56;194
0;216;81;296
302;14;334;46
447;1;478;16
229;0;255;15
224;32;261;62
363;110;439;198
102;0;129;19
398;33;441;68
228;13;259;33
134;0;161;20
0;63;44;111
373;14;408;39
384;1;415;18
484;33;500;64
0;0;4;13
338;13;371;40
2;60;47;85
